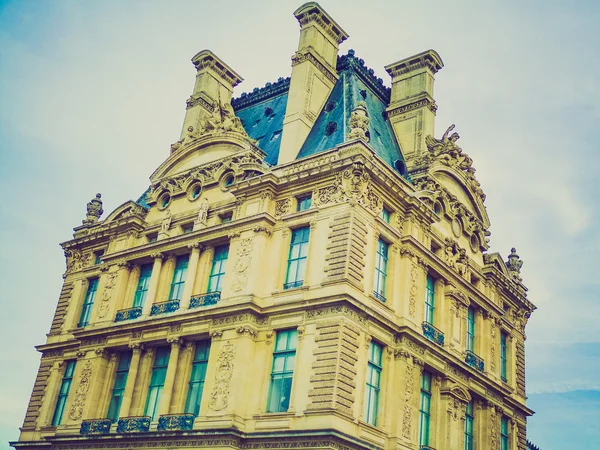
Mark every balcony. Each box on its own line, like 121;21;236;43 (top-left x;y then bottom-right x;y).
189;292;220;308
80;418;111;435
283;281;303;290
150;300;180;316
114;306;142;322
373;291;386;302
421;446;436;450
422;322;444;346
157;413;195;431
465;350;485;372
116;416;151;433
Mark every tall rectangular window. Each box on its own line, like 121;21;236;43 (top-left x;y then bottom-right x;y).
373;239;388;301
208;245;229;292
425;275;435;324
464;399;474;450
51;361;76;426
267;329;298;413
284;227;310;289
184;341;211;416
467;307;476;352
297;194;312;211
78;278;99;327
418;371;432;447
501;416;509;450
168;255;189;300
144;347;170;421
381;207;391;223
133;264;152;308
364;341;383;426
107;351;132;422
500;331;508;382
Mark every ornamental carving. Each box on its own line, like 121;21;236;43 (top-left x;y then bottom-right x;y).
96;273;117;319
347;101;370;142
208;341;236;411
402;359;414;439
444;238;468;276
505;247;524;282
232;238;253;292
64;249;93;273
409;263;418;318
68;360;93;420
82;193;103;225
275;198;291;217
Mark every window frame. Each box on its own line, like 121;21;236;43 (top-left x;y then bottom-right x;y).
266;329;298;413
500;331;508;382
500;415;510;450
184;341;211;416
208;245;229;293
107;351;132;422
168;255;189;300
373;238;389;302
51;360;76;426
380;207;391;223
133;264;153;308
284;226;310;289
467;307;476;352
78;278;99;328
464;399;474;450
418;370;433;447
425;275;435;324
364;341;383;426
296;194;312;212
144;347;171;422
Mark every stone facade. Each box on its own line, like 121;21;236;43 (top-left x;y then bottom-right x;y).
12;3;535;450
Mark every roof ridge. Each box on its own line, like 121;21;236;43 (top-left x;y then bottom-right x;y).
232;76;291;110
337;49;391;103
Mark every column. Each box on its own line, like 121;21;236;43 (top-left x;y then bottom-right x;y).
158;338;182;415
180;244;201;309
119;343;143;418
198;245;214;293
113;261;132;312
173;342;195;412
143;254;163;315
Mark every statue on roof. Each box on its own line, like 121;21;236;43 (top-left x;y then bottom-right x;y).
82;193;103;225
347;101;371;142
506;248;523;282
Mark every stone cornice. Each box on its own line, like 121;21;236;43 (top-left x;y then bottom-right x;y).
337;50;391;103
231;77;291;111
291;47;338;83
294;2;349;45
385;49;444;78
191;49;243;88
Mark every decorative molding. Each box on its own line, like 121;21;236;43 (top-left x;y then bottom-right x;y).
208;341;236;411
68;359;93;420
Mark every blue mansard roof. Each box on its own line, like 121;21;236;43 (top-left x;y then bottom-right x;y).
232;50;407;176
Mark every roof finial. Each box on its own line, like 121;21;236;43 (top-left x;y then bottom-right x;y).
82;193;103;225
347;101;370;142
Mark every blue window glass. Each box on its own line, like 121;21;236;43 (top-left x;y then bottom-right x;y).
381;208;391;223
364;341;383;425
464;399;474;450
107;352;132;422
221;214;232;223
51;361;76;426
419;371;432;447
184;341;211;416
78;278;99;327
94;250;104;265
267;329;298;412
144;347;170;422
501;416;509;450
500;331;508;382
373;239;388;301
168;255;189;300
208;245;229;293
297;195;312;211
467;307;476;352
425;275;435;324
133;264;152;308
284;227;310;289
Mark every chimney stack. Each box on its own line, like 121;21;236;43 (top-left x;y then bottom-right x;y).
278;2;349;165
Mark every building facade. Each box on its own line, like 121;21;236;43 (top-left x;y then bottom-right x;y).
12;3;536;450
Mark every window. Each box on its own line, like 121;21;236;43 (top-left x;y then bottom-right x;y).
184;341;211;416
78;278;99;327
381;208;391;223
94;250;105;265
267;329;298;412
373;239;388;301
182;224;194;234
144;347;170;421
418;371;432;447
221;213;232;224
107;351;132;422
501;416;509;450
467;307;476;352
208;245;229;292
51;361;76;426
284;227;310;289
148;234;158;243
133;264;152;308
364;341;383;426
464;399;474;450
500;331;508;382
168;255;189;300
425;275;435;324
296;194;312;211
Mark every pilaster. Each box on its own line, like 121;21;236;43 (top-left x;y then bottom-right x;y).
159;338;182;415
143;254;164;316
119;343;143;418
181;243;201;308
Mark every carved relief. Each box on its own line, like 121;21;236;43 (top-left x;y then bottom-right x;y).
232;238;253;292
208;341;236;411
347;101;370;142
443;238;468;276
68;360;93;420
64;249;93;274
96;273;117;319
409;263;418;318
275;198;291;217
402;359;414;439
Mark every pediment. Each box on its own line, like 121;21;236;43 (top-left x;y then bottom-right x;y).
483;252;512;279
104;201;148;223
441;383;472;403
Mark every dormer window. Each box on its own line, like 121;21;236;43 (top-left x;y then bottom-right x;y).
94;250;105;265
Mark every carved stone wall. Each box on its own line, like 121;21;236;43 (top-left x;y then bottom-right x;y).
48;282;74;336
21;357;54;430
307;320;359;416
68;359;93;420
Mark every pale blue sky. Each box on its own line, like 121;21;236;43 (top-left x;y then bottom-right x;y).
1;1;598;449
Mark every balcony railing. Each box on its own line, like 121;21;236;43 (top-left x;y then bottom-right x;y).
189;292;220;308
157;413;195;431
465;350;485;372
150;300;180;316
421;446;436;450
114;306;143;322
283;280;303;290
373;291;386;302
116;416;151;433
80;418;111;435
422;322;444;346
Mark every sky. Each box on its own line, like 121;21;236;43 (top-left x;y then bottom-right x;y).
0;0;598;449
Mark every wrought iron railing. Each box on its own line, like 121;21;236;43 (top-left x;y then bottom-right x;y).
189;292;221;308
373;291;386;302
422;322;444;346
283;280;303;290
114;306;143;322
157;413;195;431
420;446;436;450
80;418;111;435
465;350;485;372
150;300;180;316
116;416;151;433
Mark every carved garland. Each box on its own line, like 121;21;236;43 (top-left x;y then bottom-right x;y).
208;341;236;411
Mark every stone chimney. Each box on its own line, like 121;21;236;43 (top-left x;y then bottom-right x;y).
180;50;243;140
278;2;349;165
385;50;443;168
